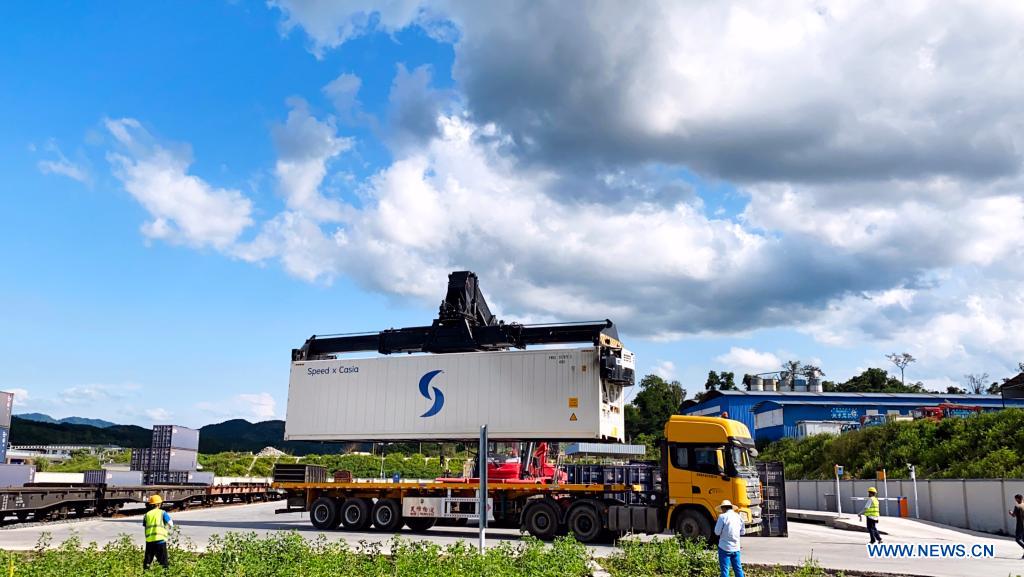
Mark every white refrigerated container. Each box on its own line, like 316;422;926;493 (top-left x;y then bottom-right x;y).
285;347;628;441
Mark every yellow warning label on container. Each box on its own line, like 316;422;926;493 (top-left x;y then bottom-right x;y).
569;413;578;422
568;397;578;408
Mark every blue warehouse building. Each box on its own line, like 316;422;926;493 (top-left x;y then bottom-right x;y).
679;390;1024;442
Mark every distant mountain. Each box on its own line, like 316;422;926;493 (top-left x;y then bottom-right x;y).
8;416;151;447
15;413;118;428
198;419;348;455
7;416;346;455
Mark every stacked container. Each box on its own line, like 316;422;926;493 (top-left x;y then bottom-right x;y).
0;463;36;487
130;424;208;485
0;391;13;463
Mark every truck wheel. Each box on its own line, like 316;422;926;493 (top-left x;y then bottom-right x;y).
405;517;436;532
523;501;560;541
309;497;338;530
567;505;604;543
674;509;712;540
340;498;372;530
372;499;404;532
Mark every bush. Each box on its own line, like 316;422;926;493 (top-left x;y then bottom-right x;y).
0;531;591;577
759;409;1024;479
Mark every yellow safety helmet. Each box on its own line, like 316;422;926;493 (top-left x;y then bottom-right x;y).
147;494;163;505
867;487;877;494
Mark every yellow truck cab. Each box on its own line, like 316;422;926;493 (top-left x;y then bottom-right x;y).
663;415;762;538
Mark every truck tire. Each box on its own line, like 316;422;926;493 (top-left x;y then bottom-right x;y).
405;517;436;532
567;504;605;543
310;497;339;530
523;501;560;541
340;498;372;530
674;508;713;540
372;499;404;532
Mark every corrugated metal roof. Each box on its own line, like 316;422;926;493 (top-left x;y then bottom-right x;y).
563;443;646;456
751;399;1014;411
704;390;997;400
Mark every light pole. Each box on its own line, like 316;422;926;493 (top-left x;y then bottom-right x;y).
908;464;919;519
834;464;844;515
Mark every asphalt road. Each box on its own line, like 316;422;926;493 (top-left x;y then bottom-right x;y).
0;502;1018;576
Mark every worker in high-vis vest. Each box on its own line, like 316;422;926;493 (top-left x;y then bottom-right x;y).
142;494;174;569
857;487;883;544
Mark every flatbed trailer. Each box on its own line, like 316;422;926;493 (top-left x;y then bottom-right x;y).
273;478;661;543
0;482;280;525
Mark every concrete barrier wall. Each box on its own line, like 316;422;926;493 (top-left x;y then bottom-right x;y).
786;478;1024;536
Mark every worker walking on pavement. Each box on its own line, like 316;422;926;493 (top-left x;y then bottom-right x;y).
858;487;883;544
143;494;174;570
714;499;746;577
1009;493;1024;557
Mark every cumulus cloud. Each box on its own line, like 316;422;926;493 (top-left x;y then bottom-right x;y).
270;99;352;221
102;2;1024;386
5;388;30;407
196;392;278;422
145;408;172;422
270;1;1024;183
105;118;254;249
650;360;676;380
323;72;362;116
715;347;782;376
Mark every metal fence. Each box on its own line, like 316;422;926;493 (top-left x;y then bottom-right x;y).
786;478;1024;535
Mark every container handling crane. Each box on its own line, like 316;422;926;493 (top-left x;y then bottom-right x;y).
292;270;635;387
274;271;763;542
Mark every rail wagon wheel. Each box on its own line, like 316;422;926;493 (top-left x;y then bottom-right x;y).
309;497;339;530
371;499;404;532
339;498;372;530
523;501;561;541
404;516;436;533
674;509;713;540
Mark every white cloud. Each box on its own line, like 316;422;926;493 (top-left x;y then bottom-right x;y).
714;347;782;376
35;139;90;184
651;360;676;380
196;392;277;422
323;72;362;115
270;99;352;221
5;388;30;407
145;408;172;422
105;118;254;249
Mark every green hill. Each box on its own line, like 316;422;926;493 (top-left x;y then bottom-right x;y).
6;416;347;455
8;416;151;447
759;408;1024;479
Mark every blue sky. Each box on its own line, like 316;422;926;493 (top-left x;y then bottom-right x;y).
3;2;1022;426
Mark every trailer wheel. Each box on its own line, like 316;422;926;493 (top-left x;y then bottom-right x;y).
674;508;712;540
371;499;404;532
567;505;605;543
309;497;339;530
339;498;372;530
405;517;436;532
523;501;560;541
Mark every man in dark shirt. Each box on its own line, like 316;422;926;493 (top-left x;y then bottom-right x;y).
1010;494;1024;557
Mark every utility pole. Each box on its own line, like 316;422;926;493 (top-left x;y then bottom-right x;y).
478;425;488;551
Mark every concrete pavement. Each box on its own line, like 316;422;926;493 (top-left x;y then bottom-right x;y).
0;501;1020;576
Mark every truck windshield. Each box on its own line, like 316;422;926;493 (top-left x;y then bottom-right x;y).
727;444;757;477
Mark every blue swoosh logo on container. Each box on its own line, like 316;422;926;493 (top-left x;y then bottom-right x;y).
418;370;445;418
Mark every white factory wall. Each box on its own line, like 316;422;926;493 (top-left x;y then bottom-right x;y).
786;478;1024;535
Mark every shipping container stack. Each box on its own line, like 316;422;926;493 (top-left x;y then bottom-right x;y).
0;390;13;464
130;425;210;485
